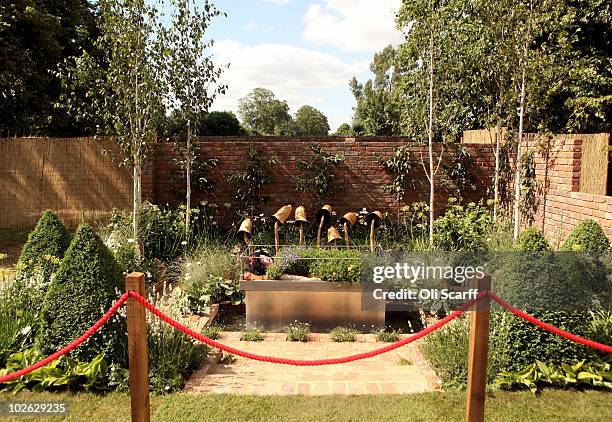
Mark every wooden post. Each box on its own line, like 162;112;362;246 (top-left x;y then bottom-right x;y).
465;275;491;422
274;221;280;255
126;273;150;422
243;232;250;246
316;217;324;249
343;222;350;247
369;220;376;253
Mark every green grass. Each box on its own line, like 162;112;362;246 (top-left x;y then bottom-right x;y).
0;390;611;421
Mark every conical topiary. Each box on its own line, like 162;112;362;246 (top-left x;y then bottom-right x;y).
38;223;127;365
17;210;70;280
560;219;610;253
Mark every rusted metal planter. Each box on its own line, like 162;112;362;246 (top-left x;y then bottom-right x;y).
240;279;385;332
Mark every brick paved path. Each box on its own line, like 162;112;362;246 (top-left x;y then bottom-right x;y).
184;332;440;395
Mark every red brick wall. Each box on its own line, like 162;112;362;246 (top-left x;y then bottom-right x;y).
142;137;496;225
526;136;612;244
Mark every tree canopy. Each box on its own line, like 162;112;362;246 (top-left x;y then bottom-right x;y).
237;87;291;135
294;105;330;136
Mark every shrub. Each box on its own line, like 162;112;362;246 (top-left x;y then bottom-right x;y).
375;328;401;342
285;321;310;342
16;210;70;281
240;326;264;342
265;261;285;280
330;326;359;342
516;228;551;252
148;319;208;394
561;219;610;253
307;249;362;283
201;325;222;340
38;224;126;365
0;281;37;366
433;200;493;251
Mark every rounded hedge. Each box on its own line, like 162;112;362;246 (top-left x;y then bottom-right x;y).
516;227;551;252
38;223;127;365
17;210;70;280
560;219;610;253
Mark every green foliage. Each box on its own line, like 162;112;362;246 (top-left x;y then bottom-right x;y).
38;224;126;365
442;146;476;199
265;261;285;280
0;0;99;137
516;228;551;252
587;310;612;349
0;282;38;367
520;149;539;225
333;123;354;136
170;143;220;202
433;200;493;251
237;88;292;135
227;145;278;216
294;144;345;198
240;326;264;342
329;326;359;342
496;358;612;393
375;328;401;343
305;249;363;283
561;219;610;253
201;325;222;340
176;245;242;313
293;105;330;136
147;320;208;394
0;349;108;393
162;111;243;137
285;321;310;342
17;210;70;281
376;145;423;203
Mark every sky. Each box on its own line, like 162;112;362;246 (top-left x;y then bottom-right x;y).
189;0;404;131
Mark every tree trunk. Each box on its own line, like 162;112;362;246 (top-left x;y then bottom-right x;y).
493;121;501;222
513;65;527;240
133;160;142;244
186;119;192;240
428;11;435;246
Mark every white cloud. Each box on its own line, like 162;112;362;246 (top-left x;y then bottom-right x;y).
211;40;368;129
303;0;404;53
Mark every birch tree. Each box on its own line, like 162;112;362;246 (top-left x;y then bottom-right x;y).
162;0;226;239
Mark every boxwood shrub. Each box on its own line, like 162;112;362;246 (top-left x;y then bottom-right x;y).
38;224;127;365
560;219;610;253
17;210;70;281
516;227;551;252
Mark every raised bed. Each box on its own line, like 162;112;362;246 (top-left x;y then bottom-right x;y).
240;278;385;332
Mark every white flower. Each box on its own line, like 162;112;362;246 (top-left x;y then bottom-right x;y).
186;262;192;268
146;271;152;279
196;261;202;265
181;241;188;246
127;238;135;244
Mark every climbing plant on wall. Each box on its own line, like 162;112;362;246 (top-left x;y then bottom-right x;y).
375;145;423;203
294;144;345;199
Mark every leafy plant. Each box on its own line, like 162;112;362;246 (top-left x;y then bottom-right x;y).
38;224;127;366
201;325;222;340
433;199;493;251
307;249;363;283
330;326;359;342
560;219;610;253
442;146;477;200
376;145;423;203
170;144;220;202
0;281;38;367
519;149;539;226
285;321;310;342
0;349;108;393
294;144;345;198
265;261;285;280
375;328;401;343
516;227;551;252
16;210;70;282
227;145;278;217
496;358;612;393
240;326;264;342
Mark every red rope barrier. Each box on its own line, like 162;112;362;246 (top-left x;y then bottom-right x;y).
0;292;130;384
489;292;612;354
128;291;485;366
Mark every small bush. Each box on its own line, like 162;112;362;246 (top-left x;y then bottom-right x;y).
433;200;492;251
516;228;551;252
38;224;126;365
201;325;222;340
285;321;310;342
16;210;70;281
240;326;264;342
265;261;285;280
375;328;401;342
148;319;208;394
561;219;610;253
0;281;38;366
307;249;362;283
330;326;359;342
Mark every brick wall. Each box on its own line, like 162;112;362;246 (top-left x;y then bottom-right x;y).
143;137;496;225
525;135;612;245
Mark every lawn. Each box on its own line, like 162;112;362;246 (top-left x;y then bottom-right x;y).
1;390;611;422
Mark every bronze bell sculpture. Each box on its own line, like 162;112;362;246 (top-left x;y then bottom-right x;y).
294;206;308;245
339;212;357;247
327;226;342;248
238;218;253;245
271;205;292;255
365;211;383;253
315;205;333;249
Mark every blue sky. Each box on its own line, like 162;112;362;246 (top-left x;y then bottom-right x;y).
182;0;404;131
